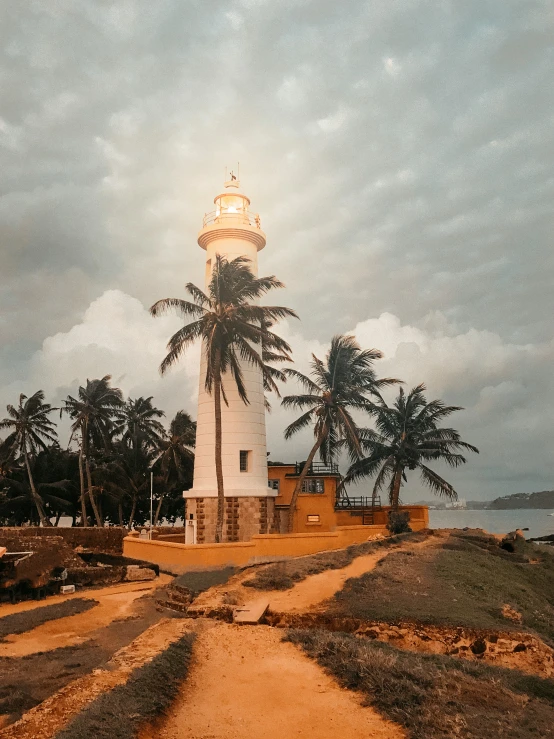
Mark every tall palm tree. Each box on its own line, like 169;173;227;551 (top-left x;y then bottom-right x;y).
260;317;290;411
151;254;297;542
114;396;166;454
153;410;196;525
0;391;58;526
62;376;123;526
282;335;399;532
345;384;479;508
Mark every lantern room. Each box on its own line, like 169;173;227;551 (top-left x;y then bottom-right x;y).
202;176;261;230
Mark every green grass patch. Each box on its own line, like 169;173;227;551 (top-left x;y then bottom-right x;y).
331;531;554;643
243;532;427;591
287;629;554;738
54;631;195;739
0;598;98;641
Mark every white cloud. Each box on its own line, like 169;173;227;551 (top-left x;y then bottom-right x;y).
0;290;201;435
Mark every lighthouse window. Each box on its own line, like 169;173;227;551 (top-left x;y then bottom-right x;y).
301;478;324;493
268;479;280;492
239;450;250;472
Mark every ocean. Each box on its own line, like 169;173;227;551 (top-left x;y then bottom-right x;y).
428;508;554;540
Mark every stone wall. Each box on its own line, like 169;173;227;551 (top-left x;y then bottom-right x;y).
0;527;126;554
187;497;278;543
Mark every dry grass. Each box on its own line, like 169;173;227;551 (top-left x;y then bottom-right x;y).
54;632;195;739
243;532;427;591
172;566;237;596
0;599;98;641
330;530;554;644
287;629;554;738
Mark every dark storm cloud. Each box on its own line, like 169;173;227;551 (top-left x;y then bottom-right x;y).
0;0;552;498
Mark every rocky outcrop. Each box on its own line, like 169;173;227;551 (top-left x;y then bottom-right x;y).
266;612;554;678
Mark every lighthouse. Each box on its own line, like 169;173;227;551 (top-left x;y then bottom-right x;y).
184;176;277;543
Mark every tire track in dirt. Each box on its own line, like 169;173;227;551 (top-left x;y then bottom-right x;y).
0;576;172;657
0;618;192;739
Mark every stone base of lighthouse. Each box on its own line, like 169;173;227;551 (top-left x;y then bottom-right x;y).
186;497;279;543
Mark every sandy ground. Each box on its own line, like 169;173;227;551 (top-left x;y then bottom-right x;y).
0;618;191;739
193;535;437;615
141;622;404;739
269;537;436;613
0;574;172;657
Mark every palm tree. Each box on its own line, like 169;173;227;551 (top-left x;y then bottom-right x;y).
0;474;73;526
114;396;166;455
260;318;290;411
153;410;196;525
0;391;58;526
345;384;479;509
151;254;297;542
282;335;399;532
62;376;123;526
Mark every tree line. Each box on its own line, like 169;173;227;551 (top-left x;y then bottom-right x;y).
0;385;195;528
0;255;478;534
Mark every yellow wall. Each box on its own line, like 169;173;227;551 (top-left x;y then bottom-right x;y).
270;464;340;533
124;506;428;571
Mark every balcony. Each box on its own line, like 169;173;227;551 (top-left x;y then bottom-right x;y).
202;209;262;229
289;462;340;477
335;495;382;510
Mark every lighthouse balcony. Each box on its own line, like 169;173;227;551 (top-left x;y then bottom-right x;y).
202;209;262;229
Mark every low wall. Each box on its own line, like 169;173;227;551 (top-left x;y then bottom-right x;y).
0;527;126;554
123;521;420;570
334;504;429;528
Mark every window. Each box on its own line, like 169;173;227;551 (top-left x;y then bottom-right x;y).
301;478;324;493
307;514;320;523
268;479;280;492
239;450;250;472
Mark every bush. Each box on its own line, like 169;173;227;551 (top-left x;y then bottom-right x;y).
387;511;412;535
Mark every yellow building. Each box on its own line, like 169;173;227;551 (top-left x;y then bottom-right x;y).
268;462;428;533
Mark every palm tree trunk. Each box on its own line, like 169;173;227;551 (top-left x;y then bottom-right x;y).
213;351;225;543
287;434;325;533
390;467;403;510
78;449;88;526
118;501;124;527
129;494;137;530
154;494;164;526
84;455;102;526
23;450;49;527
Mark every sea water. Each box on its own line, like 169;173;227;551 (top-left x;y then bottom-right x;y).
428;509;554;540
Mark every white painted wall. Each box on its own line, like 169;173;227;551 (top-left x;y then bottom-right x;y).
186;185;274;499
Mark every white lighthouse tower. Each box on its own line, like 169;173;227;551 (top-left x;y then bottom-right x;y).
184;176;277;543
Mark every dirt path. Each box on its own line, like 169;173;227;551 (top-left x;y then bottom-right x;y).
141;622;404;739
0;575;172;657
193;536;437;616
270;536;437;613
0;618;191;739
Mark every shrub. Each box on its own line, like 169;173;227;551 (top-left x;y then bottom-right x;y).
387;511;412;535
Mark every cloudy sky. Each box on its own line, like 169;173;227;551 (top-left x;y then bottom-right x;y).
1;0;553;501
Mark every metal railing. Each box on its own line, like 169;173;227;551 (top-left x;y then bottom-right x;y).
202;210;262;228
334;496;381;510
293;461;340;476
335;494;383;525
